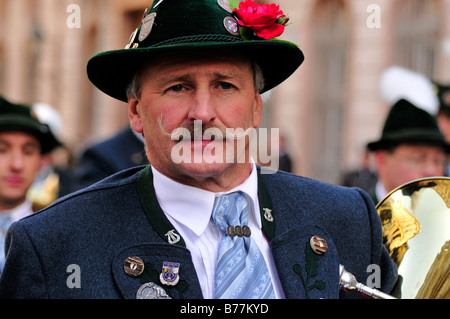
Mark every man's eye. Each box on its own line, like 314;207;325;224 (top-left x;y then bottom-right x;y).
219;82;235;90
168;84;184;92
23;146;40;155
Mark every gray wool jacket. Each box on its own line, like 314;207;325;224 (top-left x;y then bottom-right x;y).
0;165;397;299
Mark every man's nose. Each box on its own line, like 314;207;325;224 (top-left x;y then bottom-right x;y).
187;89;217;124
10;151;24;171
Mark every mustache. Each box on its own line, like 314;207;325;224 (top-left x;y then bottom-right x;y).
157;116;253;141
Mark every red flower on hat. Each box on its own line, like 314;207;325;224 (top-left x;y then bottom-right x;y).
233;0;289;40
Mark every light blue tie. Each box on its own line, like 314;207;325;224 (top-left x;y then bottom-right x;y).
211;191;275;299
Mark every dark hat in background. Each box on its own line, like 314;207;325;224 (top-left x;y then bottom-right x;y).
435;83;450;115
367;99;450;153
87;0;304;102
369;66;450;153
0;95;61;154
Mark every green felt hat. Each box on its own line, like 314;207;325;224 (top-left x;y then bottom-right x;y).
0;96;61;154
367;99;450;153
87;0;304;102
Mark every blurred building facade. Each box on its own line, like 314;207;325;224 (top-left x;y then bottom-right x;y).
1;0;449;184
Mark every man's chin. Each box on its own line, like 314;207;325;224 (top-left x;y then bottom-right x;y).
173;161;233;177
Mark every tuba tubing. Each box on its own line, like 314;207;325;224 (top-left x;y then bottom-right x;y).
376;177;450;299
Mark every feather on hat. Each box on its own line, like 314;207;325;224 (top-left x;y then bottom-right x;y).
379;66;439;115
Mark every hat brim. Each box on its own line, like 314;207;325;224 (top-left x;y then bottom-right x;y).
87;39;304;102
367;129;450;153
0;116;62;154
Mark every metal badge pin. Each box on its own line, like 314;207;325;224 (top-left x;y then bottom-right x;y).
223;16;240;36
159;261;180;286
263;208;274;222
125;28;138;49
165;229;181;244
136;282;171;299
139;12;157;42
217;0;232;13
124;256;145;277
309;235;328;255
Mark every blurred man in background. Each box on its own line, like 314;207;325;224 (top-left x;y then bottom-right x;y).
0;96;60;273
367;67;449;203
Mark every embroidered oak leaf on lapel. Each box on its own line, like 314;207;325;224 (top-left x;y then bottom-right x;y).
293;242;326;298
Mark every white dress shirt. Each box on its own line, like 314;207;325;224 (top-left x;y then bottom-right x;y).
1;200;34;273
151;162;284;299
375;181;388;203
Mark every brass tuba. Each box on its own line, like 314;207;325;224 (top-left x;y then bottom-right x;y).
376;177;450;299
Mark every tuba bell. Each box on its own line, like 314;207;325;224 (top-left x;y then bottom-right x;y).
376;177;450;299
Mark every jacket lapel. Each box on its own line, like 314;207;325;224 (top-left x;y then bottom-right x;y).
110;165;202;299
270;225;340;299
257;170;341;299
111;244;203;299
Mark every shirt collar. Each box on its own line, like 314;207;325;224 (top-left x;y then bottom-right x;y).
0;200;33;222
151;161;260;237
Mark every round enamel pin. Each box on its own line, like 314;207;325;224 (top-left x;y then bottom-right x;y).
223;16;239;36
310;235;328;255
124;256;144;277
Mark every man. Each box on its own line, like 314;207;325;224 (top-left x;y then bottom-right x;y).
0;0;397;299
0;96;60;274
367;98;449;204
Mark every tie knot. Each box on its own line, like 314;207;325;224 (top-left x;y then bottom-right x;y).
211;191;249;234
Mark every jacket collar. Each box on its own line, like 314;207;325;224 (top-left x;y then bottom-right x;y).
115;165;339;299
136;165;276;245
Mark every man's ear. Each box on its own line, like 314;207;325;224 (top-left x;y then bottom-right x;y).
128;97;143;134
252;93;263;128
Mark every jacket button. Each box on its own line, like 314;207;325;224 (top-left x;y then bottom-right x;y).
124;256;144;277
310;236;328;255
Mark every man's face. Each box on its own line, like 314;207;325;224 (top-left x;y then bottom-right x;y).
375;144;447;192
128;53;262;190
0;132;43;210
